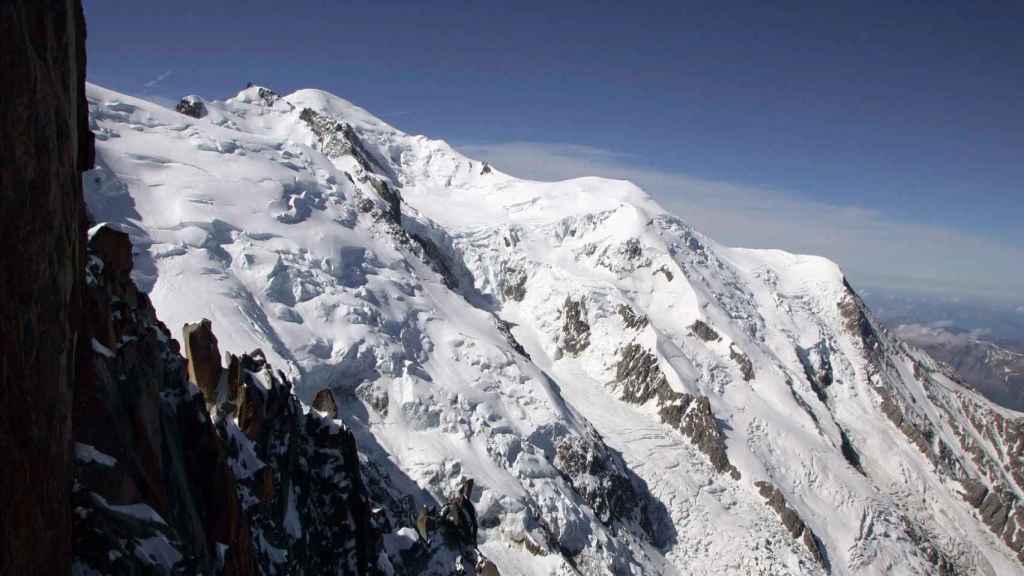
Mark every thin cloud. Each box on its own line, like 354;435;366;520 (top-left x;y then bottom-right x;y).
142;69;173;89
457;141;1024;304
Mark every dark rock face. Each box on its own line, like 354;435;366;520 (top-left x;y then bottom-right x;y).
312;387;338;418
838;279;882;368
299;107;390;180
838;428;864;475
729;344;755;382
500;262;527;302
73;230;382;574
956;432;1024;563
554;434;640;526
495;318;531;359
559;297;591;355
74;226;258;575
617;304;648;330
175;95;208;118
369;178;402;224
798;342;834;403
257;87;281;106
0;1;92;572
409;231;460;289
690;320;720;342
615;344;740;479
654;265;674;282
183;318;222;400
660;394;741;480
208;349;379;575
754;481;829;570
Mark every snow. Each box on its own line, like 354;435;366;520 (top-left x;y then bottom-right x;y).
134;535;183;568
90;493;168;526
91;338;115;358
83;81;1024;575
74;442;117;467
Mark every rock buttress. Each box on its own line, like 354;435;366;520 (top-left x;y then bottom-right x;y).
0;1;93;573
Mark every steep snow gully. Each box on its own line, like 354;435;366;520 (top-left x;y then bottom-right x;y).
80;83;1024;575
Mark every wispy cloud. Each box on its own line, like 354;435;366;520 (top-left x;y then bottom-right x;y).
457;141;1024;304
142;69;173;89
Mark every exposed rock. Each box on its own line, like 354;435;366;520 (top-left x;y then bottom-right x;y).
838;279;882;367
299;107;389;178
838;428;865;475
617;304;648;330
798;342;834;403
175;95;208;118
313;388;338;418
662;395;741;480
369;177;402;224
554;433;642;526
356;381;390;416
622;238;644;261
74;232;401;574
496;318;531;359
183;318;223;402
616;344;740;479
409;231;459;289
74;229;257;575
961;478;989;508
559;297;591;355
211;349;379;574
957;477;1024;562
754;481;829;570
500;262;527;302
391;479;499;575
617;343;667;405
480;162;492;175
691;319;721;342
730;344;755;382
654;265;674;281
257;86;281;106
0;1;92;572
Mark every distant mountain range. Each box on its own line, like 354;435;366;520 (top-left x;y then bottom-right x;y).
864;290;1024;411
892;324;1024;412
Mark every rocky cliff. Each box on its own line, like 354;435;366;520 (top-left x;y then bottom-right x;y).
1;4;488;574
0;1;92;573
73;224;400;574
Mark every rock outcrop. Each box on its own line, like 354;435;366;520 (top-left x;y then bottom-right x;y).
616;343;740;479
175;95;208;118
690;319;720;342
73;225;391;574
559;296;591;356
0;1;92;573
754;481;829;570
74;225;259;575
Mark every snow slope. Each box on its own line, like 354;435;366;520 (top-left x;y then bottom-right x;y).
85;83;1024;575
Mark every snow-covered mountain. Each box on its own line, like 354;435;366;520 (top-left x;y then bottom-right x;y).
893;324;1024;412
83;83;1024;575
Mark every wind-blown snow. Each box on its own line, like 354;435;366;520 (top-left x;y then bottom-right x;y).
84;82;1024;575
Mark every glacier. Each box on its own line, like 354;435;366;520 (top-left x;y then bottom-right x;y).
82;82;1024;575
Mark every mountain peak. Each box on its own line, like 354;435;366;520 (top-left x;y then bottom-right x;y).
80;82;1024;575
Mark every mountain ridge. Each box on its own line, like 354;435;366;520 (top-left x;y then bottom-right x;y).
81;81;1024;575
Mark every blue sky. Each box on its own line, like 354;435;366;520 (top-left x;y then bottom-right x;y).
84;1;1023;304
